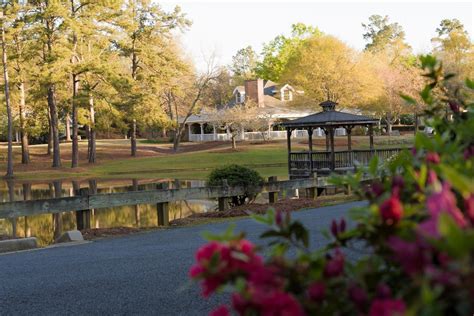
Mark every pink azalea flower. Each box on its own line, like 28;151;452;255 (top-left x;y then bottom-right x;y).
419;182;467;237
426;170;438;185
465;194;474;225
426;152;440;164
348;283;368;311
369;299;406;316
388;236;430;275
380;195;404;225
324;249;345;278
464;146;474;160
307;281;325;302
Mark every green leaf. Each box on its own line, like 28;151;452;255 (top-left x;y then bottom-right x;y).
290;221;309;247
202;224;237;241
438;213;469;258
466;78;474;90
440;165;474;195
368;155;379;176
400;94;416;105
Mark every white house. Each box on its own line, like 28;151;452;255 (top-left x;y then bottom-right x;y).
181;79;346;142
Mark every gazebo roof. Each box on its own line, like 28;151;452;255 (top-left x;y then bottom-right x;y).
281;100;377;128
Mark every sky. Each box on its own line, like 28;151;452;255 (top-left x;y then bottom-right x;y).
160;0;473;71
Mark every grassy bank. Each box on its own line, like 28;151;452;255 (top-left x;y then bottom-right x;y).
0;135;414;181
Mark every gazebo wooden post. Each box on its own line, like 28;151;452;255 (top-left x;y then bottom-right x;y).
346;126;352;151
325;129;329;151
307;127;313;174
286;128;292;177
369;124;374;150
329;127;335;170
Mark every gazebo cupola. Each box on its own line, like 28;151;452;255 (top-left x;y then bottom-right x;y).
319;100;337;112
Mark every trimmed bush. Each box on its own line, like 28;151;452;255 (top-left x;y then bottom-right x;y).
207;165;264;206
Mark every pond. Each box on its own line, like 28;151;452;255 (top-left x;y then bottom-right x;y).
0;179;216;246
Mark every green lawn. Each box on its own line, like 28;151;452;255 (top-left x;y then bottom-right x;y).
89;147;290;180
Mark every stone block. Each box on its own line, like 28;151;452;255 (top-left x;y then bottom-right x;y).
0;237;38;253
56;230;84;243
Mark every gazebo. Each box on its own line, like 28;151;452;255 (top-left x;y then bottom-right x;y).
281;100;402;178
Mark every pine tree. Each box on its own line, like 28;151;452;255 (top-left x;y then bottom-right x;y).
113;0;190;156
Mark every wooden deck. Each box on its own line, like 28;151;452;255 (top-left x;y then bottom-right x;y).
289;148;403;178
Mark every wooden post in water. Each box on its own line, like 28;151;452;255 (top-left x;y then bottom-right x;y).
157;202;169;226
345;183;352;195
52;181;63;241
268;176;278;204
218;179;229;211
305;173;317;200
75;187;90;230
22;183;31;237
132;179;140;227
157;182;169;226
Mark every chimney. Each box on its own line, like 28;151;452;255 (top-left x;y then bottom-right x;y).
244;79;264;107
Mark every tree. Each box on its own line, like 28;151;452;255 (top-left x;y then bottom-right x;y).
113;0;190;157
230;46;258;81
167;58;218;152
204;66;233;107
1;6;13;177
8;1;31;164
281;35;382;108
256;23;320;81
362;15;411;63
366;54;422;134
29;0;71;168
432;19;473;101
210;101;259;149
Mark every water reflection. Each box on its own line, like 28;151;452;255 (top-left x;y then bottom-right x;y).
0;179;215;246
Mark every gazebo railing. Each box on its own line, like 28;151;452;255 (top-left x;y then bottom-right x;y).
289;148;404;176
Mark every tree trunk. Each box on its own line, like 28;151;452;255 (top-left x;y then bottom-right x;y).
71;74;79;168
47;85;61;167
231;135;237;149
2;23;13;178
47;109;52;155
18;82;30;164
131;119;137;156
88;94;96;163
52;181;62;241
65;113;71;141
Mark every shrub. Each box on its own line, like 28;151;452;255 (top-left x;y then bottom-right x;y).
207;165;264;206
191;56;474;315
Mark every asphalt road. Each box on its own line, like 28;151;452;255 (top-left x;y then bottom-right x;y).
0;201;365;316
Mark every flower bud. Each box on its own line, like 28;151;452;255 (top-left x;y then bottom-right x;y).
426;152;440;164
448;100;460;113
330;220;338;237
307;281;325;302
339;218;346;233
376;283;392;299
275;210;283;226
380;195;404;225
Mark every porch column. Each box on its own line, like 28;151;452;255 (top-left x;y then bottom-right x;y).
307;127;313;175
199;123;204;141
286;128;292;178
330;127;335;170
187;124;191;140
213;125;217;141
369;125;374;150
